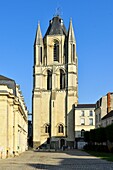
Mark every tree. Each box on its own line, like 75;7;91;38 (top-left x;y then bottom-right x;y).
84;131;90;143
105;124;113;142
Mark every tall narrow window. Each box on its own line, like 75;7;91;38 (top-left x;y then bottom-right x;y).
58;124;64;133
54;40;59;62
81;118;85;125
81;129;85;137
45;124;50;133
81;110;84;116
60;70;65;89
40;47;42;63
89;110;93;116
89;118;93;125
47;70;52;90
73;44;75;62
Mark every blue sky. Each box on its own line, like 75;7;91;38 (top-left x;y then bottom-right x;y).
0;0;113;113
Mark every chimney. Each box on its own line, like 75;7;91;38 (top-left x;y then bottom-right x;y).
107;92;111;113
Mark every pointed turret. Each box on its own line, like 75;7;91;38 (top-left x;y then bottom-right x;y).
34;22;44;65
68;19;76;63
34;22;43;45
68;19;76;43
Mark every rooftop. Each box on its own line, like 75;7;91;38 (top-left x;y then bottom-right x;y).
75;104;96;109
102;110;113;120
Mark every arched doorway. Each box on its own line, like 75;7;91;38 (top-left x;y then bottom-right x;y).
60;139;65;148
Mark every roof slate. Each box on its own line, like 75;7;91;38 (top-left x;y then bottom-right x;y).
45;16;67;36
0;75;14;81
0;75;16;95
75;104;96;109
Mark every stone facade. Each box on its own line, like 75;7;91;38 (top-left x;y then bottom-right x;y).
95;92;113;128
0;75;28;159
74;104;95;149
101;110;113;127
32;15;78;149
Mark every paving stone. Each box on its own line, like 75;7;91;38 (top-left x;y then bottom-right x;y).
0;150;113;170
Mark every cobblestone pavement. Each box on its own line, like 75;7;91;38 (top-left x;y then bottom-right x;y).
0;149;113;170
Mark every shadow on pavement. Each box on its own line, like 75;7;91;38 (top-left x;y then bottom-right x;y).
27;150;113;170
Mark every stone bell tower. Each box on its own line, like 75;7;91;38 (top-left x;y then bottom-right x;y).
32;15;78;149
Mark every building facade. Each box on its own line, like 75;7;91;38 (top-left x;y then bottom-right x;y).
74;104;95;149
0;75;28;158
32;15;78;149
101;110;113;127
95;92;113;128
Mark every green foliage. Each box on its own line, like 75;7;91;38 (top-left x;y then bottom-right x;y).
89;129;96;142
84;144;109;152
86;151;113;162
84;131;90;142
95;127;106;143
84;124;113;144
105;124;113;142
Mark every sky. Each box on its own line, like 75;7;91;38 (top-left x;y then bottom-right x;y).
0;0;113;114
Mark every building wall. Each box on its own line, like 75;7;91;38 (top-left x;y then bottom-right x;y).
101;117;113;127
95;93;113;128
74;107;95;149
74;108;95;138
0;84;28;159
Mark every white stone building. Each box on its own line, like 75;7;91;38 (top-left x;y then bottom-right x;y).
74;104;95;149
32;15;78;149
0;75;28;158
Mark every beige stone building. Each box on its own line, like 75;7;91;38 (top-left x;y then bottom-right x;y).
32;15;78;149
101;110;113;127
74;104;95;149
0;75;28;159
95;92;113;128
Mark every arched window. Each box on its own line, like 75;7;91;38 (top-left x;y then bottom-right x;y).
54;40;59;62
58;124;64;133
60;70;65;89
45;124;50;133
81;129;85;137
47;70;52;90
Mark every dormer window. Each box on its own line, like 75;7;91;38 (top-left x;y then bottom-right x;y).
54;40;59;62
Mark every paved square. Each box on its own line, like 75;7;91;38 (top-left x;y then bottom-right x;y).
0;150;113;170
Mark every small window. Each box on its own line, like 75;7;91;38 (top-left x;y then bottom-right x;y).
45;124;50;133
81;111;84;117
89;110;93;116
81;118;85;125
81;129;85;137
89;118;93;125
58;124;64;133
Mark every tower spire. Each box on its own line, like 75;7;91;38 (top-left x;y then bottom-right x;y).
34;22;43;45
68;18;76;42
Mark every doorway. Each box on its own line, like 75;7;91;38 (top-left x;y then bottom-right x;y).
60;139;65;148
